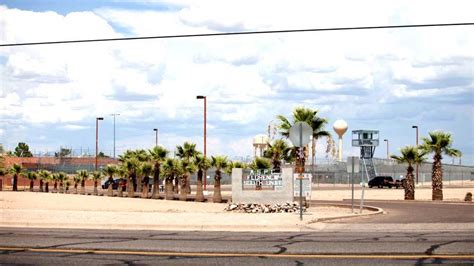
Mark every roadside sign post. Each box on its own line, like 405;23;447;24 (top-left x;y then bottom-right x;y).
289;122;312;221
347;156;359;213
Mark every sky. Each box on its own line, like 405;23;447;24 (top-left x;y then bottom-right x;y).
0;0;473;164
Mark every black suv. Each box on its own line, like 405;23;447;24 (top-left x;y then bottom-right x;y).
102;178;122;190
368;176;399;188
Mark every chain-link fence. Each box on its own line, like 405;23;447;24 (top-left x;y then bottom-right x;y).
304;158;474;186
5;153;473;186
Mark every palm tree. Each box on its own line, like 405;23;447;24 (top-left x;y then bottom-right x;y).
43;171;52;193
194;154;211;202
102;164;117;197
37;170;45;192
65;179;71;194
91;171;102;195
176;142;198;194
148;146;168;199
162;158;180;200
277;107;330;170
248;157;272;172
420;131;462;200
73;174;81;194
77;170;89;195
140;162;153;198
57;172;66;193
391;146;427;200
310;116;331;171
38;170;51;193
248;157;271;190
263;139;293;172
211;156;229;203
124;158;140;198
52;172;59;193
9;163;24;191
26;171;37;192
116;165;127;197
179;160;197;201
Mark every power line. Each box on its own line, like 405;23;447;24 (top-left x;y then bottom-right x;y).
1;22;473;47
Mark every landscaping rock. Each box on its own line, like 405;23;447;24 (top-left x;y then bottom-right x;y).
225;202;304;213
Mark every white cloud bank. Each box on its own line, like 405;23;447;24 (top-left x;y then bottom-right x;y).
0;1;473;163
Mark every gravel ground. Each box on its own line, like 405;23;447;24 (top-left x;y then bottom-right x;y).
0;192;367;231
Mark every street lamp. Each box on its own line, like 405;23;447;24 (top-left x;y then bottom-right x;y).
196;95;207;190
384;139;389;159
111;113;120;158
153;128;159;147
412;125;419;184
96;117;104;171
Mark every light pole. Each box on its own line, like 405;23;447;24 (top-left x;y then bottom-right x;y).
412;125;419;184
111;113;120;158
384;139;389;159
196;95;207;190
96;117;104;171
153;128;158;147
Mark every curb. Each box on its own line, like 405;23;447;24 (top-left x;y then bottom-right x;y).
307;203;384;223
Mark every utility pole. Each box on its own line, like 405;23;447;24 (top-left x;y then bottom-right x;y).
412;125;419;184
111;114;120;158
96;117;104;171
153;128;158;147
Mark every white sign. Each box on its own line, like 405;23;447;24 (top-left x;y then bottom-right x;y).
289;122;312;147
293;174;312;198
347;156;360;173
242;169;283;191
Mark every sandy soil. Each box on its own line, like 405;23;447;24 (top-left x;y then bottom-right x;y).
0;192;368;231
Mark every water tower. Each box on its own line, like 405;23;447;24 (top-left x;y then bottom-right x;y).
333;120;348;161
253;134;269;158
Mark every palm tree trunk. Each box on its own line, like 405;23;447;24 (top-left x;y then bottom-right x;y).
141;184;148;198
127;176;134;198
195;169;204;202
186;176;191;194
107;177;114;197
45;182;49;193
80;180;85;195
165;178;174;200
405;164;415;200
53;181;58;193
117;181;123;197
74;183;78;194
13;175;18;191
173;177;179;194
432;154;443;200
39;180;44;192
137;175;142;195
152;163;160;199
213;172;222;203
59;181;64;193
312;138;316;177
179;175;187;201
93;181;98;195
29;180;34;192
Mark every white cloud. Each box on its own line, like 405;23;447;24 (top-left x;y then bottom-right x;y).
0;2;473;163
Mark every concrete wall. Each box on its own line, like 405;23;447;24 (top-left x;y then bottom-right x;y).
231;167;294;204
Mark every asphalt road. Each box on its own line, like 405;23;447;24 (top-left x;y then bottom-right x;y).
1;228;473;264
311;199;474;223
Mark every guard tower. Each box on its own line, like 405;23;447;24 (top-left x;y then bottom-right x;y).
352;130;379;180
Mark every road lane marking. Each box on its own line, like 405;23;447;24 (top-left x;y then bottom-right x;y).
1;247;473;259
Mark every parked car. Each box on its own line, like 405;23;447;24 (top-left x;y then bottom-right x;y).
368;176;403;189
101;178;124;190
